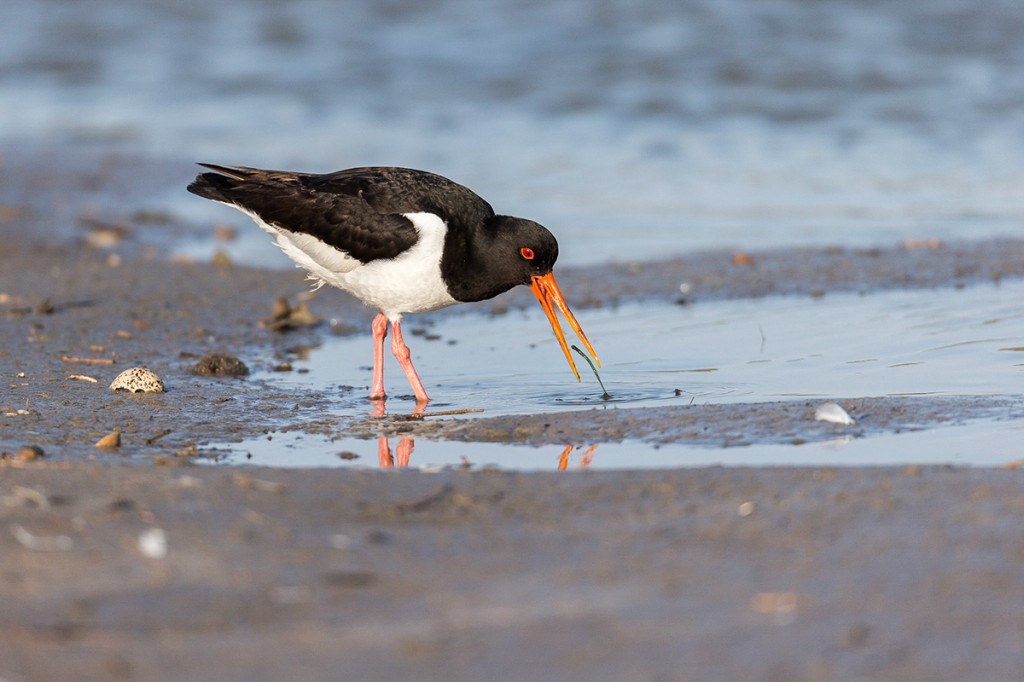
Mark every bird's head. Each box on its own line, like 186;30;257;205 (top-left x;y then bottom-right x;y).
487;216;600;381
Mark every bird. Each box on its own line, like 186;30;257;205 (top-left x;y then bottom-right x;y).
186;164;599;404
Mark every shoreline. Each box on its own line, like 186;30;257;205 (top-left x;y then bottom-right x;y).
3;234;1024;457
2;178;1023;679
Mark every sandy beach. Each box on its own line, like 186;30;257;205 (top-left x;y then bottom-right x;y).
2;179;1024;679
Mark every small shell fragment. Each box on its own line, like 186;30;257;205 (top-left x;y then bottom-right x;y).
110;367;164;393
138;528;167;559
814;401;855;425
94;431;121;449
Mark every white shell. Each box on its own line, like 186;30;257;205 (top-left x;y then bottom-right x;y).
138;528;168;559
814;401;855;425
110;367;165;393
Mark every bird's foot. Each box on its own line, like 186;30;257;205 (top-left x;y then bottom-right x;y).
369;397;387;418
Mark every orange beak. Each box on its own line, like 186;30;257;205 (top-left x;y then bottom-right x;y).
529;273;600;381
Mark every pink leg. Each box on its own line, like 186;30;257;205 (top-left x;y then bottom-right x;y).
369;313;388;400
395;437;414;467
377;437;394;468
390;320;430;403
368;398;386;418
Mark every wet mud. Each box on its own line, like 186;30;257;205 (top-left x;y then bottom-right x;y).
369;394;1024;447
4;227;1024;458
2;463;1022;681
2;159;1024;680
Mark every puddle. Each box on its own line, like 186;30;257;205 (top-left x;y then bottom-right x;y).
203;418;1024;470
198;280;1024;470
261;280;1024;418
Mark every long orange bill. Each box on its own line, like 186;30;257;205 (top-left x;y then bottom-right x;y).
529;273;600;381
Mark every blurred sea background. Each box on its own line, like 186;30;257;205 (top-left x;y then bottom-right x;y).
2;0;1023;264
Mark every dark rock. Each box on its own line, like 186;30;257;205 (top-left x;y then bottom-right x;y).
188;353;249;377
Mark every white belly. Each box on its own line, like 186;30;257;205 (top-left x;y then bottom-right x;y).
228;204;457;321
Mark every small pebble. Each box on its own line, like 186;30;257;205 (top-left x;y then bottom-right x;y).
902;238;943;250
188;353;249;377
329;533;354;550
731;252;754;266
110;367;165;393
260;296;321;332
213;224;237;242
174;444;199;458
15;445;45;461
211;249;233;268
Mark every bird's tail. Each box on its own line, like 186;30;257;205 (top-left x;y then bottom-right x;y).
186;163;246;202
187;163;300;202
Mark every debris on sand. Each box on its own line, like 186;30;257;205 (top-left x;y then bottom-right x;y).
138;528;168;559
902;238;943;250
110;367;165;393
211;250;234;269
731;252;754;267
260;296;321;332
11;523;72;551
63;355;115;365
815;401;855;425
80;216;132;249
188;353;249;377
13;445;45;462
95;431;122;449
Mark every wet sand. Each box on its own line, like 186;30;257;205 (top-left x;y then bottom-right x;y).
2;463;1023;681
5;226;1024;454
2;187;1024;679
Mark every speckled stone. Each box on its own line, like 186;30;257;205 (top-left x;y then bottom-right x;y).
109;367;165;393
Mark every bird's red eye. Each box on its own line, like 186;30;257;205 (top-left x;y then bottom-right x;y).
521;247;535;260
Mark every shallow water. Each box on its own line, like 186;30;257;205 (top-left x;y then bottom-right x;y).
204;280;1024;469
5;1;1023;469
262;280;1024;417
207;418;1024;471
4;1;1024;263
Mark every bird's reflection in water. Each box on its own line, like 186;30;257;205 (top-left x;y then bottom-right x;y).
558;444;598;471
370;398;421;469
378;436;414;468
369;398;426;419
369;399;599;470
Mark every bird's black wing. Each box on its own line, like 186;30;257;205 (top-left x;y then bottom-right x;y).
302;167;496;231
188;164;426;263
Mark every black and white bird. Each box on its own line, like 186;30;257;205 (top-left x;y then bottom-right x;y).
187;164;599;404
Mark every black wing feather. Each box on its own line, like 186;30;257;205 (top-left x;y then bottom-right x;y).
187;164;495;263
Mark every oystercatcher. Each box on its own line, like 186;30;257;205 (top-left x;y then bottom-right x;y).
187;164;599;403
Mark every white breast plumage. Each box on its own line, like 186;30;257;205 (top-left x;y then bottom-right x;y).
222;203;457;321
